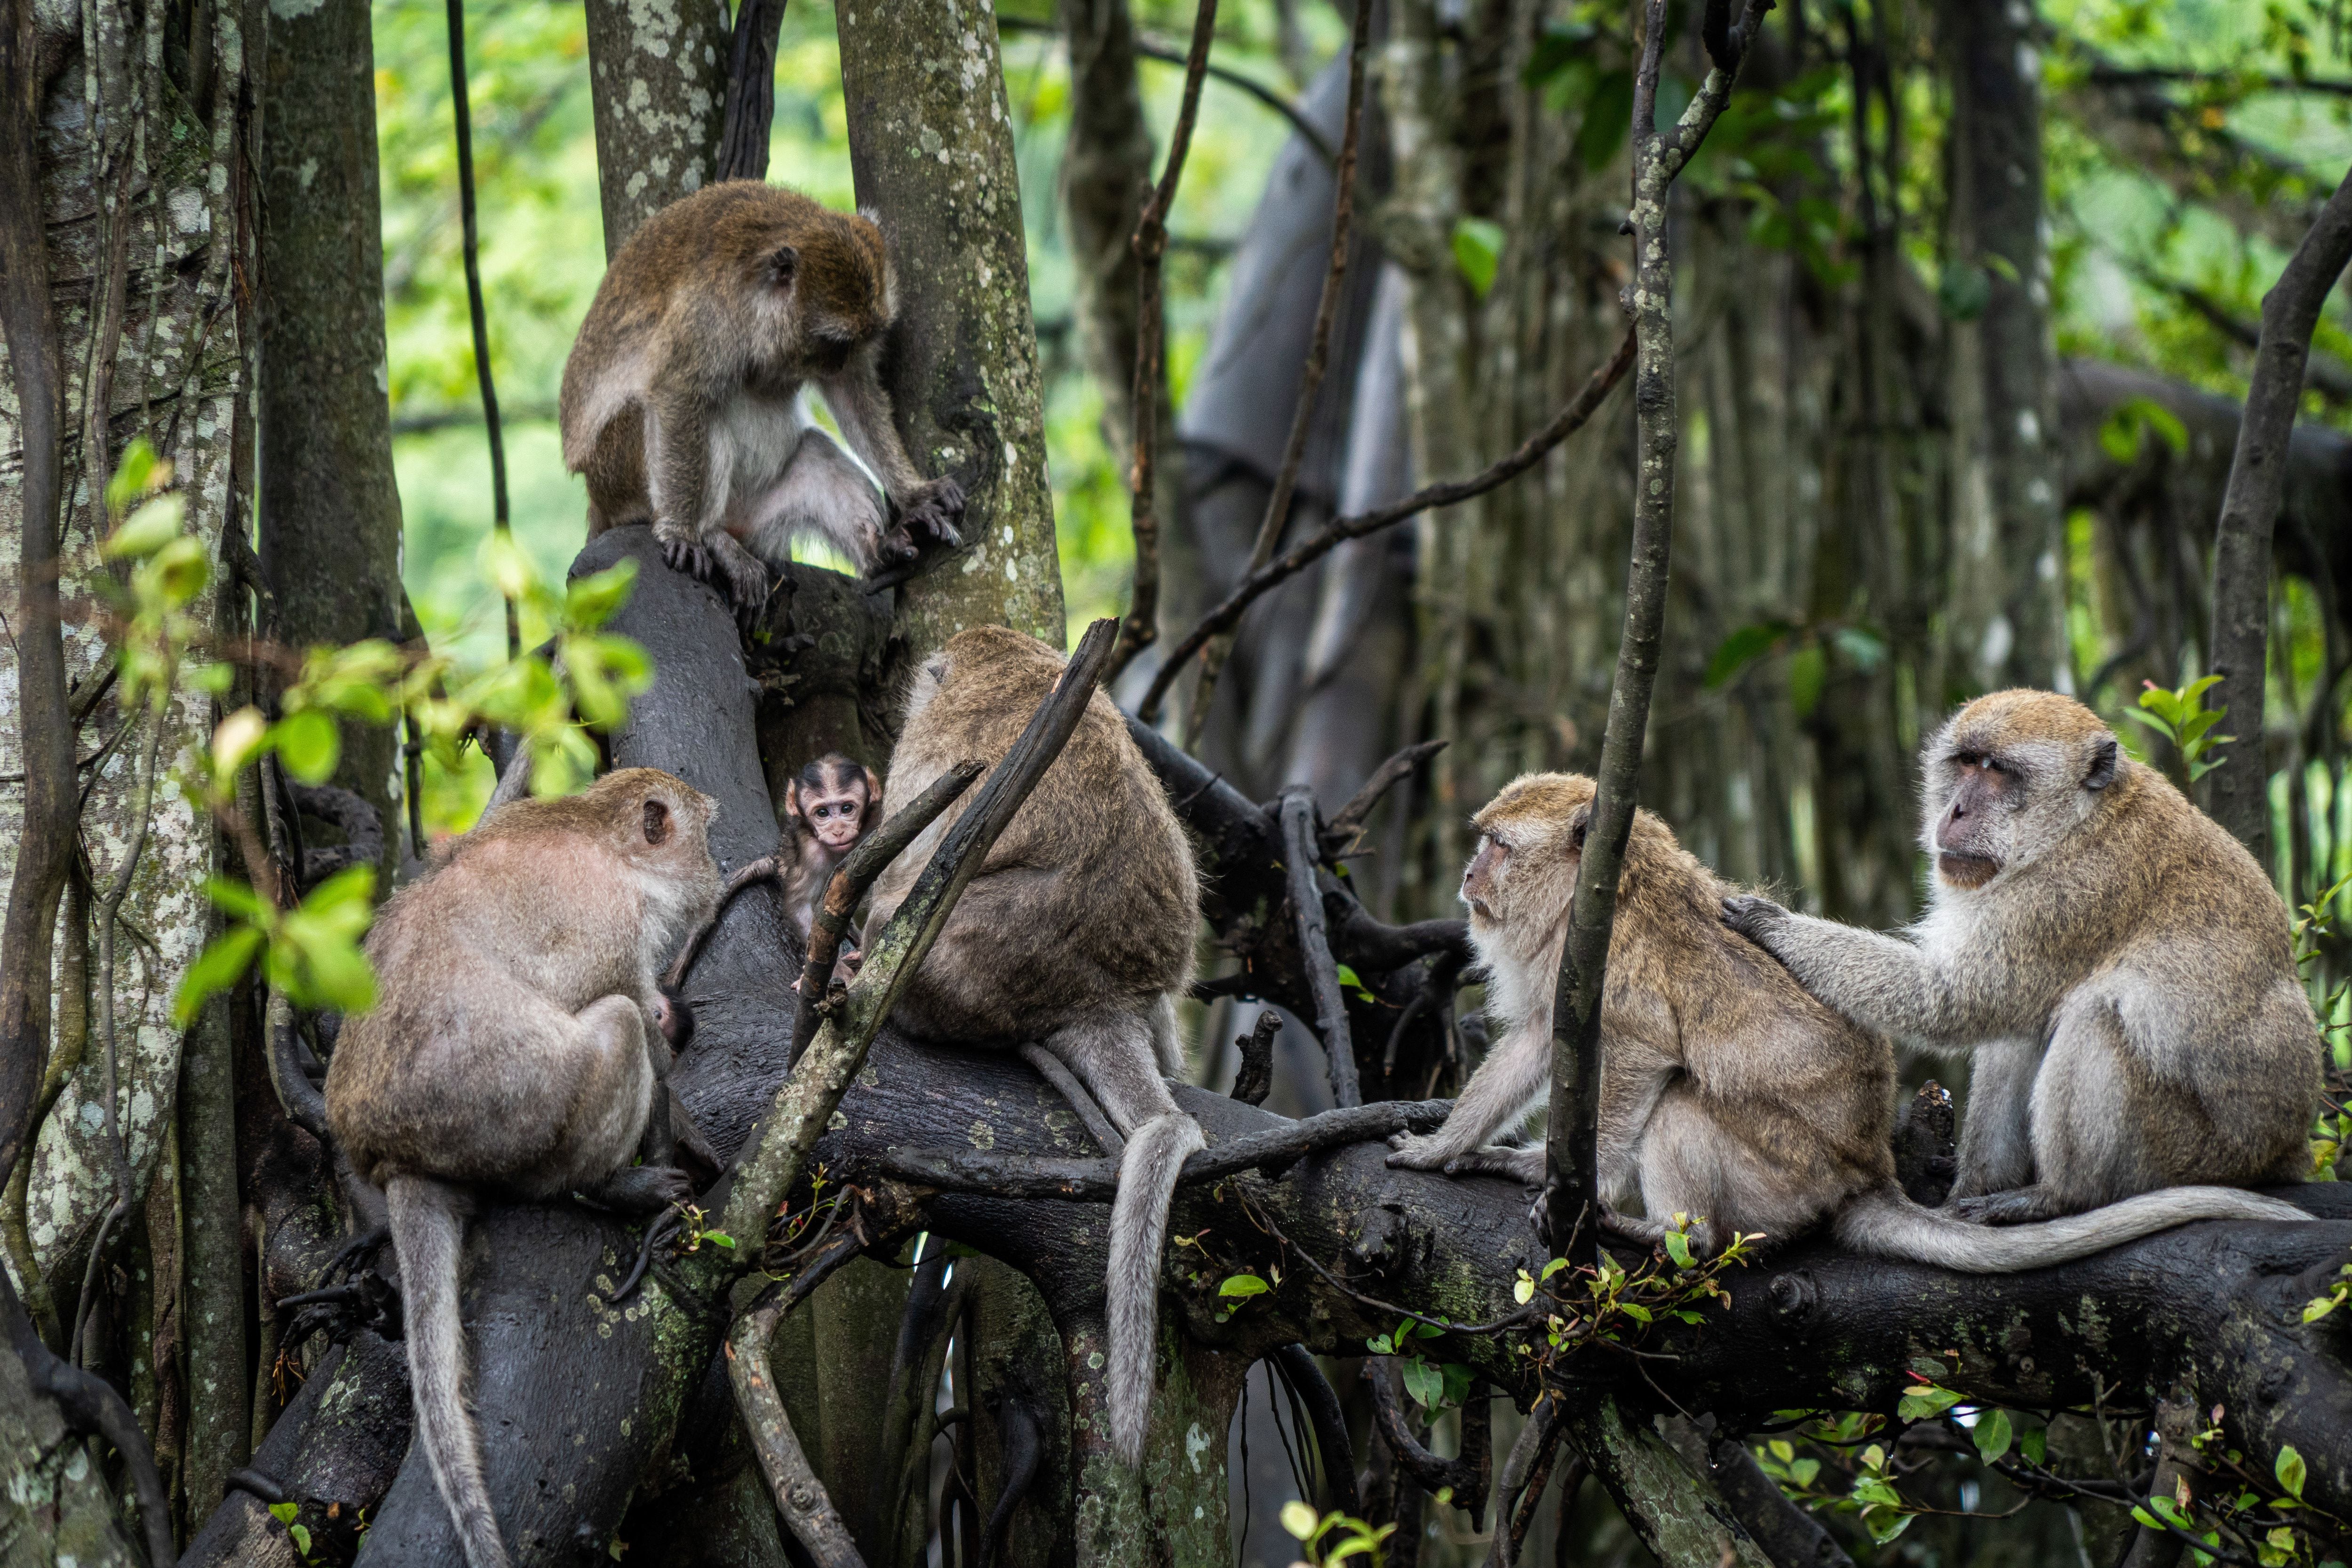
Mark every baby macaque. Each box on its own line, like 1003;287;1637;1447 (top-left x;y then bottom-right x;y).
1724;689;2321;1223
325;768;722;1568
782;753;881;939
1389;772;2307;1265
559;181;965;621
864;626;1202;1466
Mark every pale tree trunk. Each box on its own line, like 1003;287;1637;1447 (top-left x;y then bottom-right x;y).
1939;0;2068;694
0;0;254;1547
839;0;1064;654
583;0;729;253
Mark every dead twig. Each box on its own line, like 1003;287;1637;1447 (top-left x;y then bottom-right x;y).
1281;788;1359;1107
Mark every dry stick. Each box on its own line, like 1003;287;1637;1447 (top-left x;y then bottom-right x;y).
729;1273;869;1568
1106;0;1220;684
2206;163;2352;863
1326;737;1446;847
879;1097;1454;1200
1488;1397;1563;1568
1280;787;1359;1108
446;0;516;659
1178;0;1373;744
715;619;1122;1249
1540;0;1771;1266
786;762;986;1062
1137;326;1636;722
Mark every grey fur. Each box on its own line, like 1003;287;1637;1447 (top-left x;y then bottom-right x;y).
387;1177;507;1568
1834;1184;2310;1269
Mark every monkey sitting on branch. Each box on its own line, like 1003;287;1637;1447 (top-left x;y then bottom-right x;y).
863;626;1202;1467
1724;688;2322;1225
781;753;881;941
1386;771;2309;1265
325;768;722;1568
559;181;965;622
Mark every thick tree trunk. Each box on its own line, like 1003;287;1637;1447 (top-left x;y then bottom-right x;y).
582;0;728;253
258;0;406;879
837;0;1064;653
1939;0;2067;695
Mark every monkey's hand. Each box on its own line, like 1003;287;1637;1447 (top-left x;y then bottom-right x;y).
886;477;966;560
1721;893;1792;952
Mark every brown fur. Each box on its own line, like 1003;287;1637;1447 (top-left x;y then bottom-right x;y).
559;181;962;613
863;626;1201;1467
1729;689;2322;1222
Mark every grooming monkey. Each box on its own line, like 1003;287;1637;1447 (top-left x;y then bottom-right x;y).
559;181;965;620
864;626;1201;1466
1388;772;2309;1263
325;769;722;1568
1724;688;2321;1223
782;753;882;939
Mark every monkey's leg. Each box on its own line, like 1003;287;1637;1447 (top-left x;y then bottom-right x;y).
1976;1002;2160;1223
1947;1037;2042;1209
522;995;688;1211
819;361;966;551
736;426;889;569
1038;1015;1206;1468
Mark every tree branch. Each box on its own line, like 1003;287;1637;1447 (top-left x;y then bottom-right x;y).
1136;328;1635;724
1543;0;1770;1259
717;0;789;181
730;1282;868;1568
2206;164;2352;860
1282;788;1360;1108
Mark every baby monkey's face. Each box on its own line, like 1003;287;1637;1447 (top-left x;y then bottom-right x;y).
804;787;868;852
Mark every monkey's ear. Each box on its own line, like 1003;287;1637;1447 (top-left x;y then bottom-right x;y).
784;779;803;820
863;767;882;806
644;797;673;845
768;246;798;287
1568;806;1591;852
2083;735;2119;792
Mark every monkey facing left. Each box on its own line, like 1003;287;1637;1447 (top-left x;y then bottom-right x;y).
559;180;965;622
325;767;723;1568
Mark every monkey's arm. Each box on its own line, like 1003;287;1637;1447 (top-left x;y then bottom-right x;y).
643;373;717;537
819;352;963;549
1386;1017;1552;1173
1723;896;1996;1047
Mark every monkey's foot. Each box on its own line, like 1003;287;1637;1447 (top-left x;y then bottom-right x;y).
1383;1130;1455;1172
1720;893;1789;946
1597;1204;1667;1246
320;1225;390;1285
885;478;967;561
1440;1147;1546;1185
1949;1185;2065;1226
589;1163;695;1218
659;532;719;587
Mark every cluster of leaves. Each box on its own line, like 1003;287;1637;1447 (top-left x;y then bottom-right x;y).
2122;674;2235;784
1514;1213;1759;1385
2154;1409;2347;1568
1279;1500;1394;1568
1703;616;1890;716
2291;871;2352;1178
96;438;651;1027
1366;1315;1474;1412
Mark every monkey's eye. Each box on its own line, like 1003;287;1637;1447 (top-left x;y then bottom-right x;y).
644;799;672;845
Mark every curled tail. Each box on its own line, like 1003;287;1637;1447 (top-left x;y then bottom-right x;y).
1106;1111;1206;1466
1835;1183;2310;1273
386;1175;511;1568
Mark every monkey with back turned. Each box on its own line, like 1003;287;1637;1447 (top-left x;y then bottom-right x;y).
325;768;722;1568
863;626;1202;1467
1389;770;2308;1266
560;182;965;621
1724;688;2321;1222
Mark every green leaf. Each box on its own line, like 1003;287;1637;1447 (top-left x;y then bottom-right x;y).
273;709;342;786
1401;1357;1443;1409
1440;1362;1474;1407
2305;1293;2343;1322
269;1502;298;1525
564;558;640;630
1573;69;1635;171
1788;644;1827;717
1704;621;1795;689
701;1230;736;1249
1896;1383;1965;1422
1281;1501;1320;1541
203;875;269;922
174;925;266;1026
1452;218;1506;298
1617;1301;1653;1323
1514;1272;1536;1305
1219;1274;1271;1298
106;440;165;517
2020;1425;2047;1465
1973;1408;2013;1465
1366;1334;1394;1355
103;493;187;559
2278;1444;2307;1500
303;864;379;917
1663;1229;1695;1269
1788;1457;1821;1487
290;1523;312;1556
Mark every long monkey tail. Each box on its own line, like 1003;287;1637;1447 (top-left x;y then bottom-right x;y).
1835;1182;2310;1273
386;1175;512;1568
1106;1109;1206;1466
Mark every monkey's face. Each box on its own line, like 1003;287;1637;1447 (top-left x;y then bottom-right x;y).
1922;691;2121;891
1462;774;1593;937
792;774;874;854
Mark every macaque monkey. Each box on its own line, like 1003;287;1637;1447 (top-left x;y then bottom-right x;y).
325;768;722;1568
1724;689;2322;1223
1388;772;2308;1265
864;627;1201;1466
782;753;882;939
559;181;965;621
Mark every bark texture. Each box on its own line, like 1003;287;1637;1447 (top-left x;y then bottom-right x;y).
582;0;729;253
